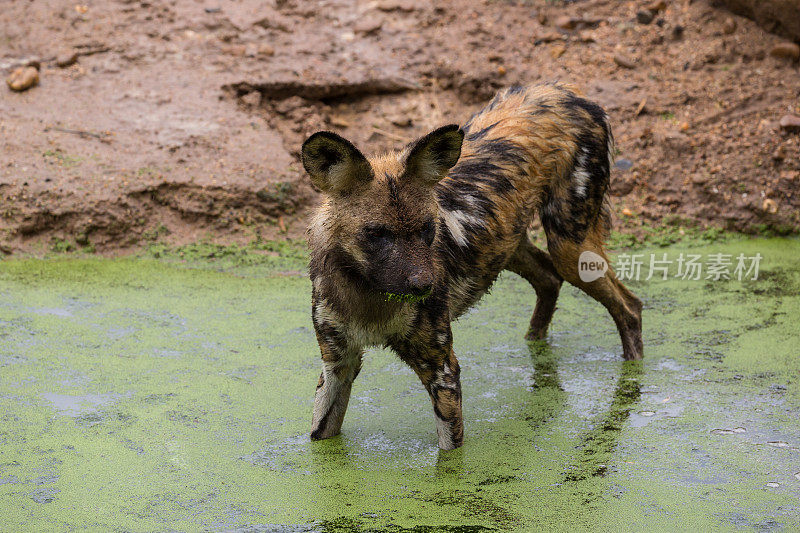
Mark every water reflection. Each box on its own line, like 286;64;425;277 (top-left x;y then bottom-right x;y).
563;360;643;482
525;340;567;430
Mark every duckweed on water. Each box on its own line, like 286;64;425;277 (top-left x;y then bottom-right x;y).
0;238;798;530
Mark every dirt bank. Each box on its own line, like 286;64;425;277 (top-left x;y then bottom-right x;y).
2;0;799;254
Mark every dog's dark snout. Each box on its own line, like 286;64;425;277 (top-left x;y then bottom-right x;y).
407;271;433;295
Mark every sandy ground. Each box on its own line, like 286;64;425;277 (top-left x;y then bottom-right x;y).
1;238;799;529
1;0;799;254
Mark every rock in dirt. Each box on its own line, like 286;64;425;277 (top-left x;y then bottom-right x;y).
615;158;634;171
56;51;78;68
240;91;261;107
637;10;654;25
373;0;415;12
354;15;383;35
533;30;563;44
388;115;412;127
550;45;566;59
647;0;667;13
722;18;738;35
554;16;600;31
613;54;637;69
762;198;779;213
610;169;635;196
779;114;800;132
769;42;800;61
227;76;418;101
257;43;275;56
328;116;349;129
717;0;800;41
554;16;577;30
7;66;39;92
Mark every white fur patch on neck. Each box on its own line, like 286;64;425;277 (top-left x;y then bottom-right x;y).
440;208;480;247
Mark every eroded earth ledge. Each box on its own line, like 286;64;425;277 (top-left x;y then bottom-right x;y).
2;0;799;253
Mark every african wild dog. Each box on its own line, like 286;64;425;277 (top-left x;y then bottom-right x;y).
301;83;643;450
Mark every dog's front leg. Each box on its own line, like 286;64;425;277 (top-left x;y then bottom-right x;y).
310;321;362;441
394;327;463;450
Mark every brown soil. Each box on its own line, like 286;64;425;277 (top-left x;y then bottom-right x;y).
2;0;799;254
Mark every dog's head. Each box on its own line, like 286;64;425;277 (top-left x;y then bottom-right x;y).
303;125;464;298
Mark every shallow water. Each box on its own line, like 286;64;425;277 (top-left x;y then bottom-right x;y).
1;239;799;531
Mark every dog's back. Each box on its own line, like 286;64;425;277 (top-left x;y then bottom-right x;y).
437;83;616;317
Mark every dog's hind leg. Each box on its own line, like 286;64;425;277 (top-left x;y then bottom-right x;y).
506;236;563;341
545;225;643;361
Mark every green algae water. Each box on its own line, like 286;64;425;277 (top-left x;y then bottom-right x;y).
1;238;799;531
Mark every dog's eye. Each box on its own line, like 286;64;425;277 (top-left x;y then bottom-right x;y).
365;225;393;245
420;220;436;245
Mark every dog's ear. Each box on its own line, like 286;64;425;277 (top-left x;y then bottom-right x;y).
301;131;373;195
403;125;464;185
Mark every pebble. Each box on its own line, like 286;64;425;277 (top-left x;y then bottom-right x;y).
647;0;667;13
240;91;261;107
770;42;800;61
224;44;246;57
496;65;507;76
762;199;779;214
537;12;547;25
389;116;412;127
6;66;39;92
258;43;275;56
621;207;634;216
636;10;654;25
615;158;633;171
55;51;78;68
550;45;566;59
329;116;351;128
636;98;647;116
373;0;414;12
795;472;800;481
722;18;737;35
533;31;563;44
766;482;780;488
610;178;635;196
613;54;637;69
779;114;800;132
554;15;577;30
354;15;383;35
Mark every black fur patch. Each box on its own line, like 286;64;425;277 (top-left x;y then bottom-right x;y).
310;245;370;292
465;121;500;142
540;94;612;242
